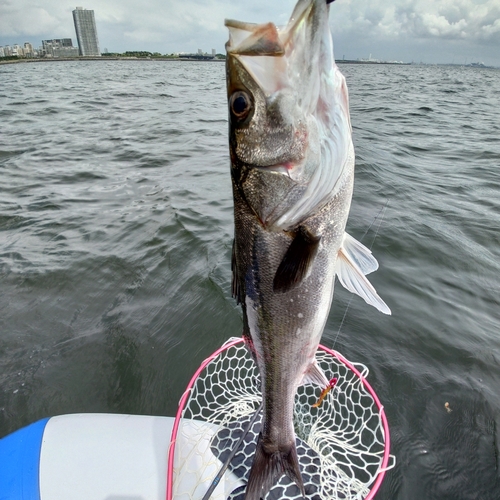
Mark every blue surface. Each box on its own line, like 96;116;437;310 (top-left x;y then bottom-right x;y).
0;418;49;500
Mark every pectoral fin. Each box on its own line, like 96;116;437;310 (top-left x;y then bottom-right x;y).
342;232;379;275
273;227;320;293
336;241;391;315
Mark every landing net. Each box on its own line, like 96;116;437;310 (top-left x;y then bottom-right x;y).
167;337;394;500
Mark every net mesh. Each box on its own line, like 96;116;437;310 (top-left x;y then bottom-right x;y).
171;338;393;500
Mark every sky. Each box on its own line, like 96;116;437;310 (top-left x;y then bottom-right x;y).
1;0;500;66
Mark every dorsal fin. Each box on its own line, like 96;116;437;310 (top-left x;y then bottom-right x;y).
273;227;320;293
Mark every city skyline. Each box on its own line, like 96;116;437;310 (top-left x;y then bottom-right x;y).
1;38;494;67
1;1;499;67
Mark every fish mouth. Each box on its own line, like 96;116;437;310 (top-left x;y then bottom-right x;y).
225;0;320;54
225;0;329;96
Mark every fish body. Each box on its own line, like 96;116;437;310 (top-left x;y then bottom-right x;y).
225;1;390;498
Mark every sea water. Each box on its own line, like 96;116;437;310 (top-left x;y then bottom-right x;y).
1;60;499;499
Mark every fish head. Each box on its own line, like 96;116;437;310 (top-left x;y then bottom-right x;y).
226;0;353;229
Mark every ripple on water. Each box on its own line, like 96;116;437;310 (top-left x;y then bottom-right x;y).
0;60;499;499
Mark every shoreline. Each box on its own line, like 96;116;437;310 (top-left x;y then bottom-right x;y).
0;57;409;66
0;57;226;65
0;57;496;69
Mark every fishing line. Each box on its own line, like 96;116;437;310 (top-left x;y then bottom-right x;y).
366;199;389;251
331;200;389;350
202;401;264;500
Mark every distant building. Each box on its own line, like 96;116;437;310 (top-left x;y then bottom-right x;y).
12;44;24;57
23;42;34;57
42;38;73;48
0;47;5;58
41;39;79;58
72;7;101;56
42;39;73;57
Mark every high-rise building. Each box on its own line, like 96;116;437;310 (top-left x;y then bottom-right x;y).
72;7;100;56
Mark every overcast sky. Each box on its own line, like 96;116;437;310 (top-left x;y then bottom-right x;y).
1;0;499;66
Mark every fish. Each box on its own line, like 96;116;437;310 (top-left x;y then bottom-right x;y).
224;0;391;498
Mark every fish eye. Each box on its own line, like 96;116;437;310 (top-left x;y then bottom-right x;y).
229;91;253;122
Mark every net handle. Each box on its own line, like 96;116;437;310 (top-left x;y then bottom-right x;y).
166;338;391;500
166;337;243;500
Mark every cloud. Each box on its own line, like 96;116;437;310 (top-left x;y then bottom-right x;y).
332;0;500;43
0;3;67;37
397;0;500;42
94;0;294;52
0;0;75;38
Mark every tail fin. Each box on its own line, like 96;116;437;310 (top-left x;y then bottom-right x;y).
244;433;305;500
